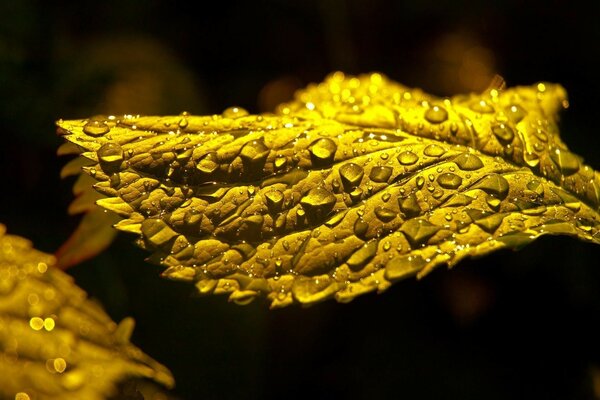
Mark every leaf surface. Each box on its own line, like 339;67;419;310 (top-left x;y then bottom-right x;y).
0;224;174;399
57;73;600;307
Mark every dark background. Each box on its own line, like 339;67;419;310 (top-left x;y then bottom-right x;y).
2;0;600;399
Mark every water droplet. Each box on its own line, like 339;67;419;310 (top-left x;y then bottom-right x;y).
349;187;363;202
492;123;514;143
339;163;364;190
300;188;336;221
454;153;484;171
369;166;393;183
397;151;419;165
526;179;544;196
265;190;284;212
474;213;506;233
83;119;110;136
196;152;219;174
178;118;189;129
97;143;124;164
506;104;526;123
437;173;463;189
383;241;391;251
398;193;421;217
346;240;378;271
400;219;440;247
309;138;337;166
550;147;580;176
470;100;495;113
423;144;446;157
384;254;426;280
381;192;391;202
375;206;397;222
274;157;287;170
425;105;448;124
222;106;249;118
240;140;270;173
325;210;348;227
472;174;510;199
354;218;369;238
416;176;425;188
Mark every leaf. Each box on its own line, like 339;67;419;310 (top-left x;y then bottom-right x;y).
0;224;174;399
56;73;600;308
56;148;120;270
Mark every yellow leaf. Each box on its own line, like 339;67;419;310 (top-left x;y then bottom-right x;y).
57;72;600;308
0;224;174;399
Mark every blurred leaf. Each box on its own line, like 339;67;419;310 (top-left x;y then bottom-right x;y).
0;224;174;400
56;153;119;270
57;72;600;308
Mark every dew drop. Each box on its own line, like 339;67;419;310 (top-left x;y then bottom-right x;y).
339;163;364;190
369;166;393;183
375;206;397;222
300;188;336;220
353;218;369;238
492;123;514;144
416;176;425;188
506;104;526;123
437;172;463;189
423;144;446;157
424;105;448;124
550;147;580;176
83;119;110;136
470;100;495;114
265;190;284;212
454;153;484;171
346;240;378;271
97;143;124;164
397;151;419;165
309;138;337;166
196;152;219;174
222;106;249;118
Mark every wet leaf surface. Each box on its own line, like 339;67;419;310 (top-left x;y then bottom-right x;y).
0;224;174;399
57;73;600;307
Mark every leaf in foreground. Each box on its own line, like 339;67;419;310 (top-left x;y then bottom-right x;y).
57;73;600;308
0;224;174;399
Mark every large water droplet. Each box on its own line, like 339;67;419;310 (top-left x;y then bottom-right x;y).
437;173;462;189
375;206;397;222
346;240;378;271
398;193;421;217
309;138;337;166
470;100;495;113
265;190;284;212
240;140;270;174
98;143;124;164
400;219;441;247
506;104;526;123
353;218;369;238
222;106;249;118
472;174;510;199
196;152;219;174
423;144;446;157
474;213;506;233
300;188;336;221
454;153;484;171
526;179;544;196
549;147;580;176
339;163;364;190
491;123;514;144
397;151;419;165
369;166;393;183
424;105;448;124
83;120;110;136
